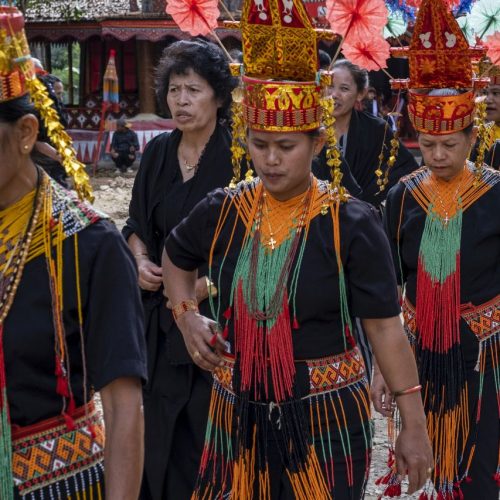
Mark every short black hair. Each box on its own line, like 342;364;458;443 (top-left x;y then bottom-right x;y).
333;59;369;93
0;94;37;124
318;50;331;70
155;39;237;121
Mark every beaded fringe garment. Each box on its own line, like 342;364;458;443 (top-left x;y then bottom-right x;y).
193;177;369;499
378;164;500;499
0;171;104;499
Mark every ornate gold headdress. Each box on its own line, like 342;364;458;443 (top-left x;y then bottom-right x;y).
0;6;93;201
390;0;487;136
226;0;346;198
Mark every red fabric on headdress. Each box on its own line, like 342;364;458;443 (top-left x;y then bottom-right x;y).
165;0;219;36
391;0;485;89
325;0;388;45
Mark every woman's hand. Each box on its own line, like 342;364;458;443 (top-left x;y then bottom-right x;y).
394;424;434;495
136;256;163;291
176;311;227;371
371;368;394;417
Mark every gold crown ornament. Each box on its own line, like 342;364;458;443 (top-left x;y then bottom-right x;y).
390;0;488;135
225;0;346;197
0;6;93;201
0;6;33;102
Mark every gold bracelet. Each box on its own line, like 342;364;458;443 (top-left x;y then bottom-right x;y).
393;384;422;398
205;276;218;298
172;299;199;321
134;252;148;258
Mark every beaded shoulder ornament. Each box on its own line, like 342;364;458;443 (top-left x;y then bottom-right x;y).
0;171;102;499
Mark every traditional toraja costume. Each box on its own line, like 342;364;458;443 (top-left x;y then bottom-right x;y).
0;7;146;499
165;0;401;498
380;0;500;497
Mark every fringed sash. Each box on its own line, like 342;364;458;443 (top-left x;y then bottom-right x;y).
196;177;361;498
379;164;500;499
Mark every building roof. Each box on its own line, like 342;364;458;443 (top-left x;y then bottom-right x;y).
25;0;151;22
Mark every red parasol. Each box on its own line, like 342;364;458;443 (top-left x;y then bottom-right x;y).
326;0;388;45
341;33;391;71
166;0;220;36
485;32;500;66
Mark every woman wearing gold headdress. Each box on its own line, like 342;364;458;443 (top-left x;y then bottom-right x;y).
161;0;432;496
0;7;146;499
373;0;500;497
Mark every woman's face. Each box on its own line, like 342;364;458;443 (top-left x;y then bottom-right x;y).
166;68;221;134
248;130;324;201
418;129;476;181
0;115;38;209
0;123;19;195
330;67;365;119
485;84;500;123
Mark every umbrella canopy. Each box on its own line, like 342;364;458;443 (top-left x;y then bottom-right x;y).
341;33;391;70
456;14;477;44
485;31;500;65
468;0;500;40
165;0;219;36
326;0;388;44
384;10;407;38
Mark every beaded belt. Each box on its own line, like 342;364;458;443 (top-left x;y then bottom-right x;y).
403;294;500;343
214;346;366;398
12;401;105;496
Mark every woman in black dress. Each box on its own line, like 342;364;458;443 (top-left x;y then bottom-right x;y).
316;59;417;208
373;1;500;496
162;1;433;495
122;40;236;499
0;7;146;498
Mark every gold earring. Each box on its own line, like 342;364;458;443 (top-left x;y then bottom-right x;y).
23;144;29;151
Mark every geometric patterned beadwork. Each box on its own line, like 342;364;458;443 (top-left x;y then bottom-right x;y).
12;403;104;495
307;346;365;395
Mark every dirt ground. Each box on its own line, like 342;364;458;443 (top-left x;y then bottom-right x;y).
90;167;424;499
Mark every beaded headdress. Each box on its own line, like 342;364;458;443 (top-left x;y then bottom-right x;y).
226;0;344;194
0;6;93;201
391;0;487;135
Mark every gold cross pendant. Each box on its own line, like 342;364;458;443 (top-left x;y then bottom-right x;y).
268;237;276;250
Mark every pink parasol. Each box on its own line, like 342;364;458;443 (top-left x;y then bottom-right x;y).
485;31;500;66
341;33;391;71
326;0;388;45
165;0;220;36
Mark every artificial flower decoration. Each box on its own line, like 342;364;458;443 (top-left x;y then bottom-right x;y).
341;33;391;70
165;0;220;36
384;10;408;38
484;31;500;65
466;0;500;39
326;0;388;45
